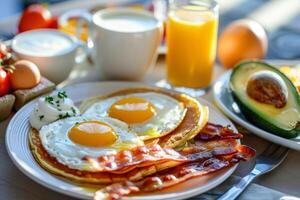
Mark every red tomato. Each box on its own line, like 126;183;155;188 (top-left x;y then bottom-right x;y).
48;16;58;29
0;68;10;97
0;43;7;59
18;4;52;33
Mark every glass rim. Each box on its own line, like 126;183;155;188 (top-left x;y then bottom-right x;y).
169;0;219;12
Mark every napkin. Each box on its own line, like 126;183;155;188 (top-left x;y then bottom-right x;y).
191;176;298;200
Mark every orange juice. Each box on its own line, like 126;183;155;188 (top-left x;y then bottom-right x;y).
166;7;218;88
59;18;89;42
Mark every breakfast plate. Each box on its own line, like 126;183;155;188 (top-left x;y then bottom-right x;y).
213;70;300;151
6;81;239;200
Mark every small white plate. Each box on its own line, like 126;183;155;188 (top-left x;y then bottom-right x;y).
213;71;300;151
6;81;238;199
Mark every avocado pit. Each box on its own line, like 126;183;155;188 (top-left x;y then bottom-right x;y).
246;71;288;108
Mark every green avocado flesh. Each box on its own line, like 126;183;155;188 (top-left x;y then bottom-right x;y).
230;61;300;138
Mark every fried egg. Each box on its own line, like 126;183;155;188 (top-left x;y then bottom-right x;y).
39;116;143;171
82;92;187;140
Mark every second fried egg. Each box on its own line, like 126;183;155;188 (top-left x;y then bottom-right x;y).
82;92;187;140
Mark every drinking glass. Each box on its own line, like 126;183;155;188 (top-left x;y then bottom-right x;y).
159;0;219;96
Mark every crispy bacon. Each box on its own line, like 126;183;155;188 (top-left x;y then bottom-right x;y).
83;123;244;174
30;121;255;186
196;123;243;141
94;145;255;200
82;145;185;173
83;138;238;174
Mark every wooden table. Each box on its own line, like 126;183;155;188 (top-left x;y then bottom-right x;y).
1;57;300;199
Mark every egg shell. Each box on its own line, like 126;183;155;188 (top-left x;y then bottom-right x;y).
10;60;41;90
218;19;268;69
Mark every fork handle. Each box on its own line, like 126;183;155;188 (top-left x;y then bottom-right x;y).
217;172;257;200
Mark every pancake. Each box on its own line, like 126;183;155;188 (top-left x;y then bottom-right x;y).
80;87;209;148
29;87;209;184
29;128;188;184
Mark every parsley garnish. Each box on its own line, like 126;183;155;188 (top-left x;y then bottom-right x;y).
58;112;70;119
71;107;76;114
57;91;68;99
45;96;54;105
39;115;44;120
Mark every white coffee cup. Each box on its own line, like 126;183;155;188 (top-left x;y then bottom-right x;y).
77;8;163;80
12;29;86;84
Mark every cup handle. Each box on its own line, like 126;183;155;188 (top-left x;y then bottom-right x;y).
75;40;90;64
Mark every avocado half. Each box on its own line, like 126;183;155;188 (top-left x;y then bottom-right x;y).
230;61;300;138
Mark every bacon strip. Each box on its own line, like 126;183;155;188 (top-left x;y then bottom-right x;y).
83;139;238;174
83;123;243;174
94;145;255;200
83;145;185;173
196;123;243;141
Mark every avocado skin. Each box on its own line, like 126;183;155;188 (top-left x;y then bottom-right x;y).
232;92;299;138
230;60;300;139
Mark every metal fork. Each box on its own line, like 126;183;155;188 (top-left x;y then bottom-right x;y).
218;143;289;200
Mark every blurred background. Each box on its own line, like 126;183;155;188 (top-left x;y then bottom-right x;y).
0;0;300;60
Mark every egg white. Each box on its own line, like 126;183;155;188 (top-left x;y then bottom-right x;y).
39;115;143;171
82;92;187;140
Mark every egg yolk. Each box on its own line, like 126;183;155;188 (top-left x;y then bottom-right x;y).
108;97;156;124
68;121;118;147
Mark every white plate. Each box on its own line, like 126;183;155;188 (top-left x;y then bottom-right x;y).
6;81;238;200
213;71;300;151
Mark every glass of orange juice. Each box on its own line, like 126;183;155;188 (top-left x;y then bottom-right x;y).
165;0;218;94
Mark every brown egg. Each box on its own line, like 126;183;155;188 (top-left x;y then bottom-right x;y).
218;19;268;69
10;60;41;90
